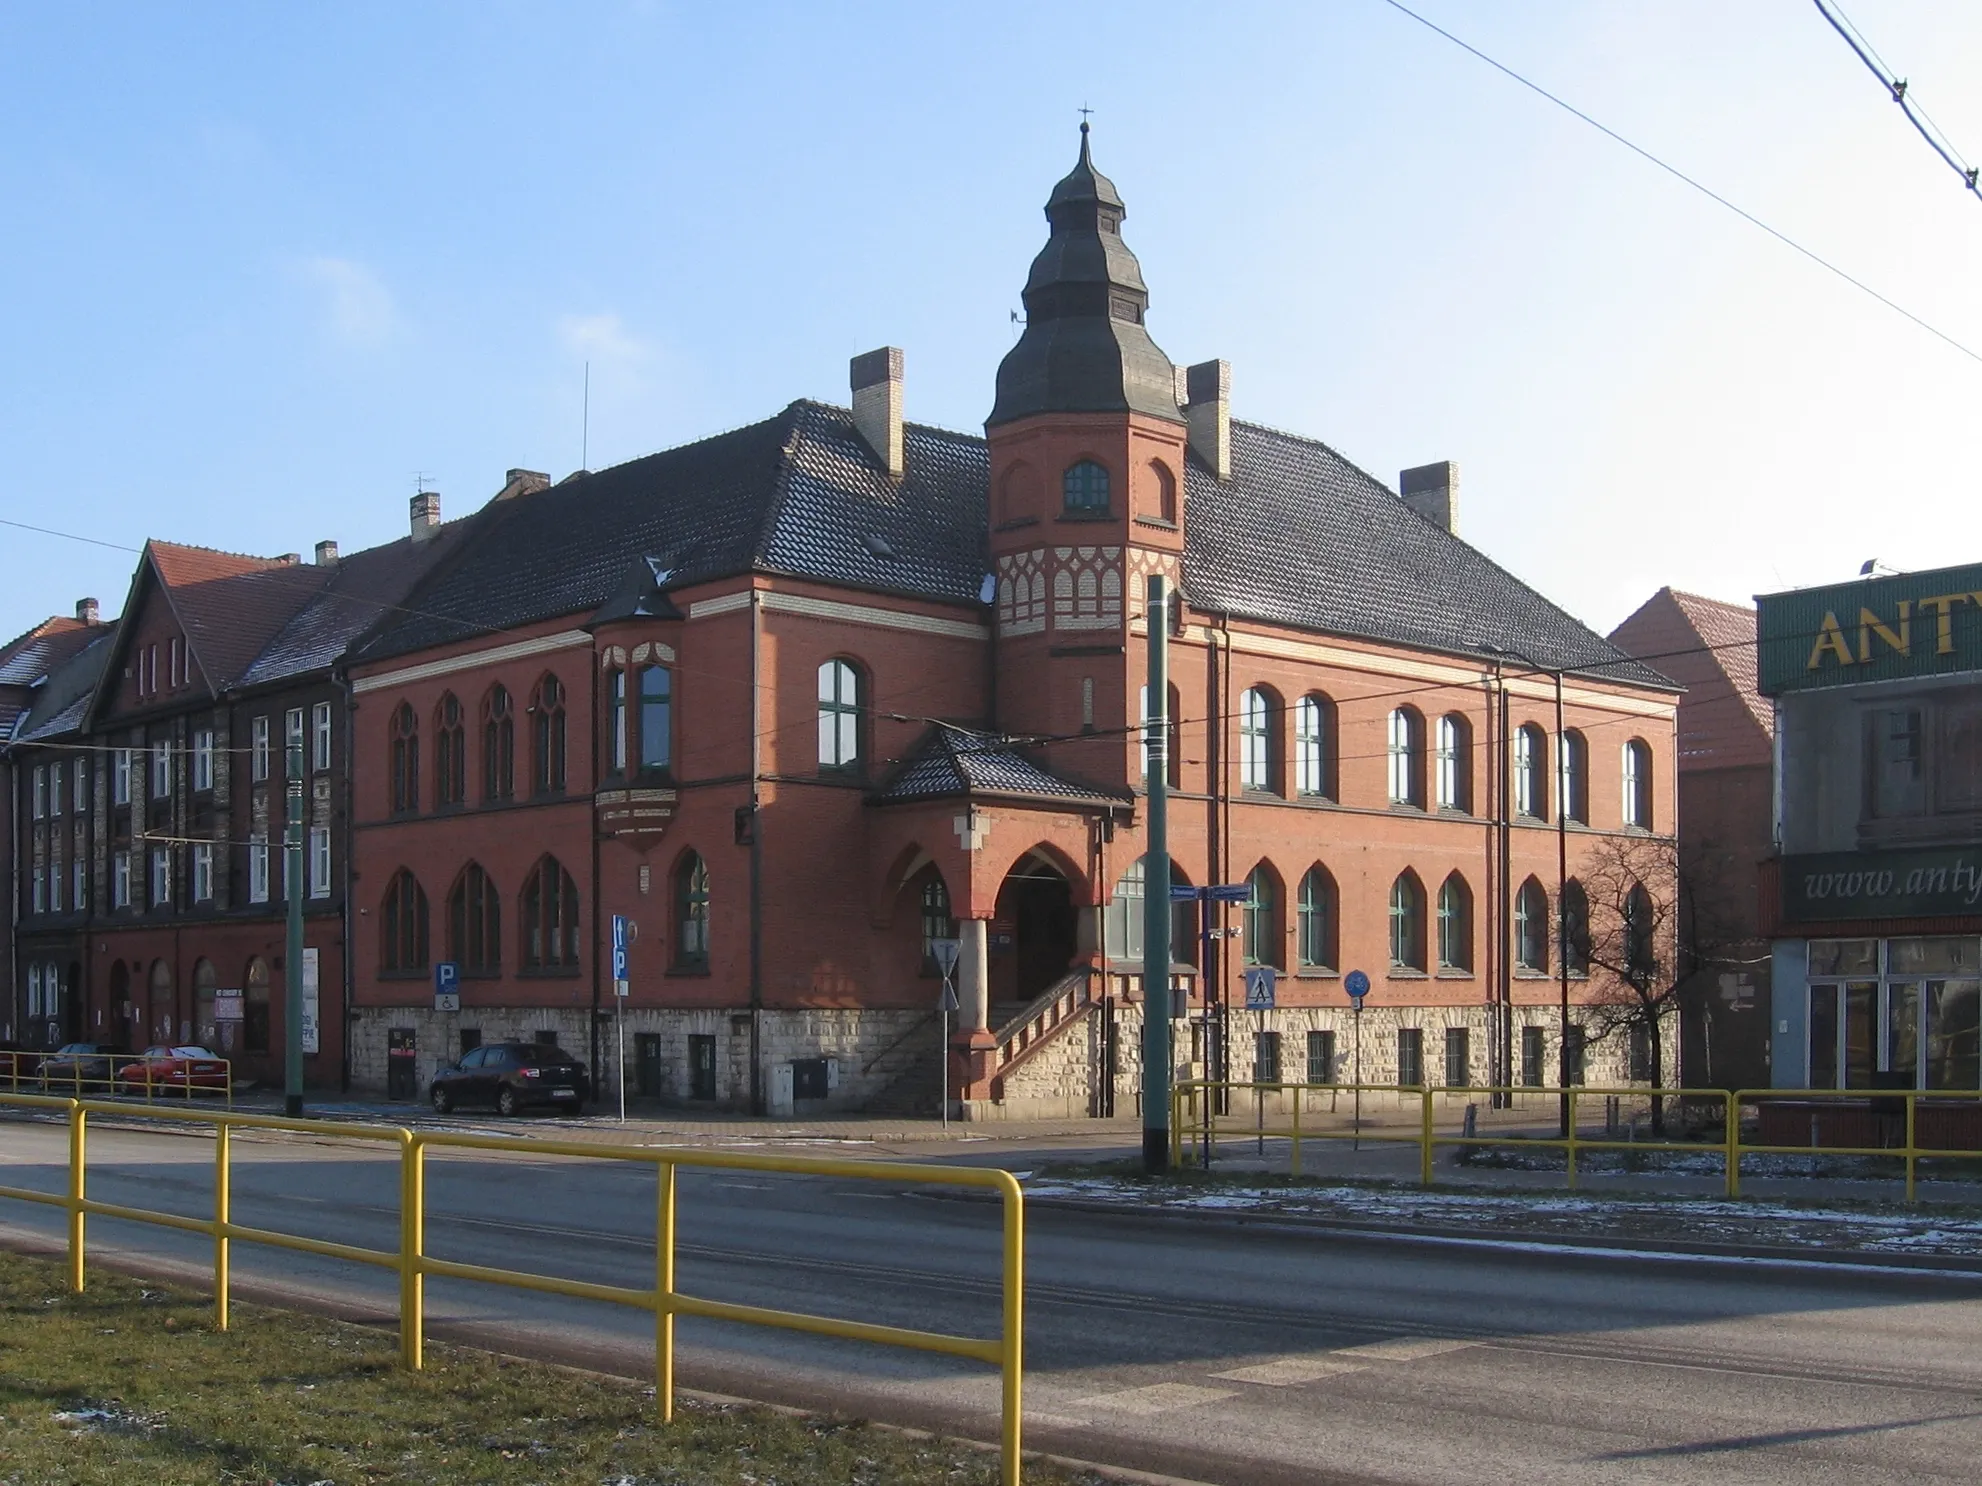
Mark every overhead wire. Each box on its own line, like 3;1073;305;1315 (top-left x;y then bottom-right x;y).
1375;0;1982;367
1813;0;1982;204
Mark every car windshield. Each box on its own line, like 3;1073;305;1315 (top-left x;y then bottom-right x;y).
170;1047;214;1059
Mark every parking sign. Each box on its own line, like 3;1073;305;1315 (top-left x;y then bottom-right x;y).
433;961;460;1013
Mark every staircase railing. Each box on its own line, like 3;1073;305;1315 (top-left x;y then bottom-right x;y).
992;968;1100;1075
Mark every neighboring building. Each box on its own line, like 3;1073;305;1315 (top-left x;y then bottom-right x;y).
5;499;475;1084
340;127;1684;1115
1760;561;1982;1095
1611;589;1773;1087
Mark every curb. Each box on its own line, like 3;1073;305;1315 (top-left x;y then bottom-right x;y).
1007;1190;1982;1277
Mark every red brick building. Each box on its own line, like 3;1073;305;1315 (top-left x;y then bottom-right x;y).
335;129;1683;1115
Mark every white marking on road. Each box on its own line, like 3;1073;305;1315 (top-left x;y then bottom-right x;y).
1072;1382;1238;1415
1337;1337;1476;1362
1213;1356;1369;1385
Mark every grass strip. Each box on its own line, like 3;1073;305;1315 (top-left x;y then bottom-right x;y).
0;1248;1096;1486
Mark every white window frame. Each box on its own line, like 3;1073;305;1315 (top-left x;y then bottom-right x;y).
26;964;41;1018
151;742;171;799
72;852;87;911
113;748;132;806
1239;688;1271;791
73;756;88;808
193;842;214;903
192;728;215;792
309;826;331;899
1294;696;1326;798
1623;740;1651;828
817;659;861;772
1435;716;1462;810
113;851;131;909
1387;709;1420;806
48;764;62;817
249;835;269;904
1513;727;1538;818
312;701;332;772
285;708;305;777
150;847;171;907
32;765;45;820
48;851;62;912
31;863;46;914
251;716;270;781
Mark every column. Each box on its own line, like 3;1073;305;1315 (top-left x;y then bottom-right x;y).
961;916;990;1033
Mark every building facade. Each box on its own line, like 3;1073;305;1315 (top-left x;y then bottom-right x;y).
1761;561;1982;1095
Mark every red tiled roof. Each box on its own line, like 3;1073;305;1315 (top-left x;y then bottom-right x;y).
1609;588;1771;772
146;540;334;691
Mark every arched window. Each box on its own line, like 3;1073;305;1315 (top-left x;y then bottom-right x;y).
1388;708;1426;808
1297;866;1338;971
1435;714;1471;812
482;684;514;801
1625;882;1658;975
607;667;628;773
674;852;710;971
434;693;465;807
1514;724;1548;820
1149;459;1177;523
1294;694;1334;799
532;674;566;794
244;956;270;1054
1138;683;1182;789
919;875;955;972
1558;729;1587;824
1514;877;1550;973
520;855;580;970
390;702;419;814
448;863;501;973
1390;871;1427;971
1622;739;1653;828
1105;856;1195;965
1562;879;1591;976
1243;864;1282;968
1437;873;1472;972
1239;687;1278;792
639;664;672;771
1062;459;1110;515
380;869;429;972
818;659;862;773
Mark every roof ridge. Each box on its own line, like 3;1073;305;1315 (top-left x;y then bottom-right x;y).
1667;587;1756;615
147;537;292;567
787;396;986;446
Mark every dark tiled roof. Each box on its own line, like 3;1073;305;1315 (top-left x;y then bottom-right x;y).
360;402;990;661
240;525;473;687
0;618;106;738
13;632;115;743
874;725;1130;808
1183;422;1675;688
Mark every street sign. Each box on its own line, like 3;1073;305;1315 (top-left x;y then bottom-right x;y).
1208;883;1253;903
930;937;961;977
1344;968;1370;1003
1243;966;1277;1010
1169;884;1202;902
611;915;631;982
434;961;460;1013
613;980;629;998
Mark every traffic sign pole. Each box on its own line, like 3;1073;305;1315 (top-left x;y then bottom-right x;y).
612;916;633;1123
1344;969;1370;1151
930;938;961;1130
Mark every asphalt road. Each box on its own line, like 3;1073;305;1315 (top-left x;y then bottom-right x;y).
4;1116;1982;1485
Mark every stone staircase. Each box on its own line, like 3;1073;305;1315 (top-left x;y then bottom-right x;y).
986;968;1101;1100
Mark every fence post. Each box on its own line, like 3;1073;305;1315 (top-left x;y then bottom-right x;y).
1420;1086;1434;1187
1566;1088;1579;1191
1000;1180;1025;1486
214;1122;231;1331
657;1160;676;1423
400;1134;425;1371
1905;1093;1918;1205
67;1102;86;1294
1724;1090;1740;1200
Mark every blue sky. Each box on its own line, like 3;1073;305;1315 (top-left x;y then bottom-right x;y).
4;1;1979;645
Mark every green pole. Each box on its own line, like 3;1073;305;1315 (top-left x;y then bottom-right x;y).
285;740;305;1118
1142;574;1172;1174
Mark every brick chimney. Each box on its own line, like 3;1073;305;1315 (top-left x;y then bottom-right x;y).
1400;462;1459;534
314;540;339;566
76;597;99;624
495;468;551;502
410;491;441;542
850;347;904;480
1184;360;1230;481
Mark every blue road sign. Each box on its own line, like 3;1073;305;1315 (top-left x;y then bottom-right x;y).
1344;968;1370;1002
1169;884;1202;902
1208;883;1253;903
434;962;459;994
611;915;630;982
1243;966;1277;1010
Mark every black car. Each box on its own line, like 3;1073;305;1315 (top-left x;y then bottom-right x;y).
429;1043;590;1116
35;1044;119;1094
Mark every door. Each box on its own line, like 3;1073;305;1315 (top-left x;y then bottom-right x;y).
386;1027;418;1101
635;1033;663;1098
689;1034;717;1101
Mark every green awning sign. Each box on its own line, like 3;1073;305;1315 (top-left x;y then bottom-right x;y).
1758;561;1982;695
1783;848;1982;923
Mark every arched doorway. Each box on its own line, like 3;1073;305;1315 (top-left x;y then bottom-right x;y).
148;960;173;1046
108;962;131;1051
193;960;218;1048
993;850;1078;1013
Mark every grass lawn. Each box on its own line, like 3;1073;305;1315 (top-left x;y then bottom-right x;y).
0;1248;1098;1486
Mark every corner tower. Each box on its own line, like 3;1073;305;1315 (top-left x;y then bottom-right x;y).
986;125;1188;787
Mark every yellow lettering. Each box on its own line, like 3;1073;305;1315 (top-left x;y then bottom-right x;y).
1808;611;1855;670
1918;593;1967;656
1858;603;1909;662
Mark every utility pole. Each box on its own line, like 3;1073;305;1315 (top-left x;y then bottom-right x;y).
1555;670;1571;1138
1141;575;1172;1175
284;737;305;1118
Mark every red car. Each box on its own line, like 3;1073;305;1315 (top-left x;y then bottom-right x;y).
116;1046;230;1096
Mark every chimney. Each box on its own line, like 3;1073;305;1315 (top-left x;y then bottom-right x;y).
277;552;302;565
850;347;904;480
1400;461;1459;534
314;540;340;566
495;468;551;502
410;490;441;542
1184;360;1230;481
76;597;99;625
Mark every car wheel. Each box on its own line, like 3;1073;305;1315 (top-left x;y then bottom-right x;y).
431;1086;452;1114
496;1087;519;1117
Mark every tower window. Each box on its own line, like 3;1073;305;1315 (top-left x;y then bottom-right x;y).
1062;460;1110;515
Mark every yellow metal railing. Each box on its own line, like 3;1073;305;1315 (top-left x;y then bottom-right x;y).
3;1053;234;1109
1172;1080;1982;1202
0;1095;1026;1486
